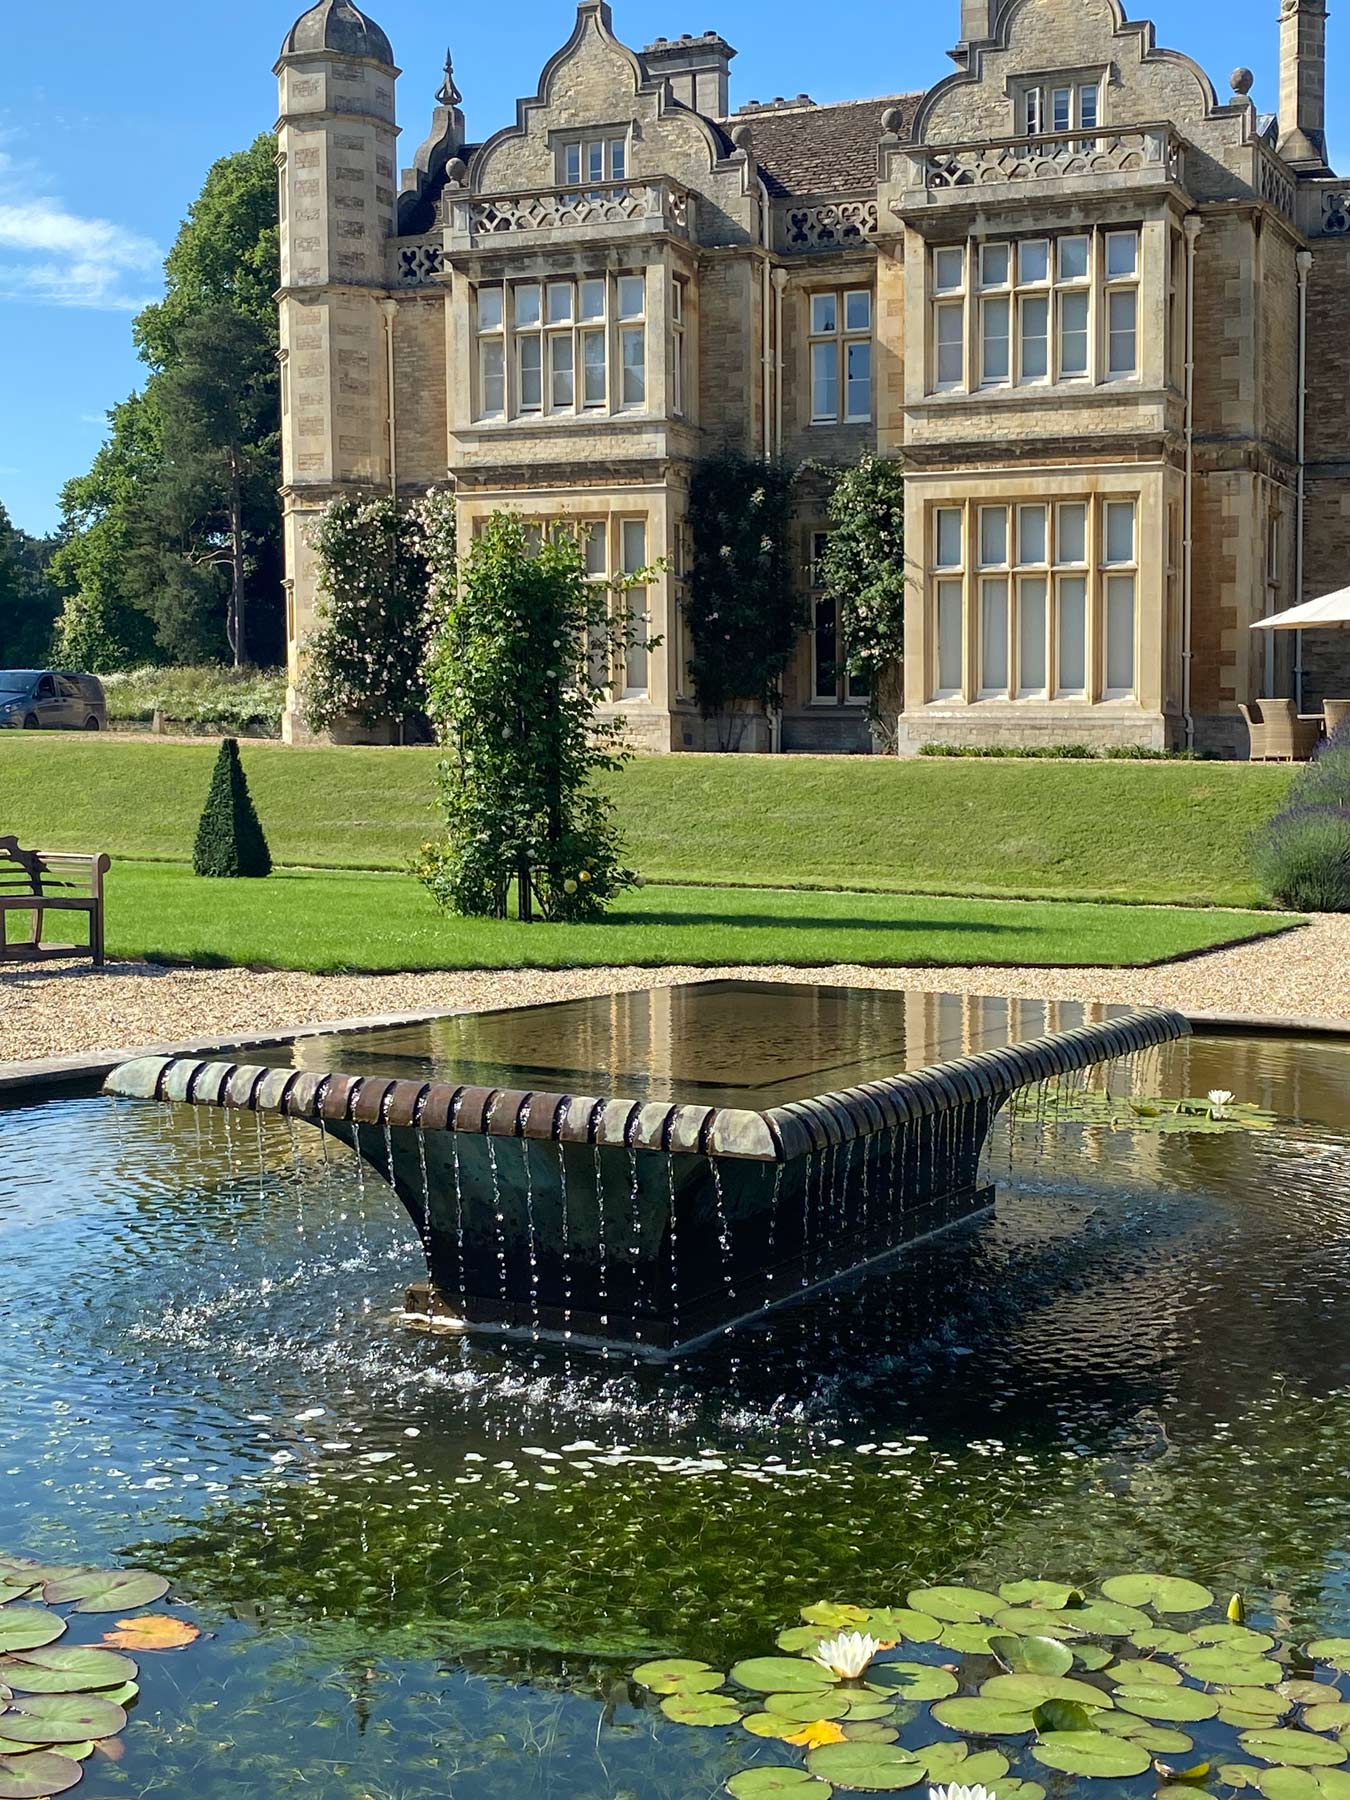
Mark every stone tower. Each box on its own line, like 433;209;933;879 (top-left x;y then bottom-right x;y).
1278;0;1333;172
275;0;401;741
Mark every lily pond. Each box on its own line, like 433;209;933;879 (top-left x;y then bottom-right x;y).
6;1018;1350;1798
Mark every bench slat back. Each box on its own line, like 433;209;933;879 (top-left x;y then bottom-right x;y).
0;840;108;897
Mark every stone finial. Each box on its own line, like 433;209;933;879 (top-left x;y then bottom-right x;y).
444;156;468;186
1230;67;1255;98
880;105;903;134
730;119;753;150
437;49;462;108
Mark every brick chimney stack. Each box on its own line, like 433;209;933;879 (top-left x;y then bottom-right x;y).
642;33;737;119
1278;0;1333;172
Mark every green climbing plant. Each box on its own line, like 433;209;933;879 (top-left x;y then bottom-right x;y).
419;512;656;922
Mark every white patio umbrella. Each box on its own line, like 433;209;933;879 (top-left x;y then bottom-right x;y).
1250;585;1350;630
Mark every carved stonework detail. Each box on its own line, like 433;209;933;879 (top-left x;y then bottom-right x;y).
469;181;688;236
396;239;445;284
924;129;1178;190
1321;191;1350;234
783;201;878;250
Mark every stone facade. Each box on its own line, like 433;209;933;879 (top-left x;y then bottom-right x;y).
276;0;1350;756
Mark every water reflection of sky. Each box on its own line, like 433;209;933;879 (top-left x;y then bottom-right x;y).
5;1030;1350;1797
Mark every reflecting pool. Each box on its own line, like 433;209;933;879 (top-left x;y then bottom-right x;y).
4;1016;1350;1797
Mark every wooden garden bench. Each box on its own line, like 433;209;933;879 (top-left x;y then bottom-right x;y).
0;837;110;969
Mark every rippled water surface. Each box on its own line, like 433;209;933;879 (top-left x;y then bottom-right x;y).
4;1027;1350;1797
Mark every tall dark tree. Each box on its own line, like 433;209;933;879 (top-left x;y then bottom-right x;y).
137;307;280;665
52;136;282;669
0;504;60;666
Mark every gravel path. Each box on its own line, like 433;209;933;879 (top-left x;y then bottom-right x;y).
1;914;1344;1067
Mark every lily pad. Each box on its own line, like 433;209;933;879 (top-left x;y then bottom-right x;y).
859;1610;942;1646
865;1663;957;1702
734;1659;846;1694
906;1586;1001;1623
982;1673;1113;1710
1303;1703;1350;1733
843;1724;899;1744
0;1612;64;1655
1256;1772;1329;1800
991;1635;1074;1676
1191;1625;1276;1653
0;1752;84;1798
1099;1714;1194;1754
1101;1575;1214;1615
1075;1645;1115;1672
1132;1628;1195;1655
913;1742;1009;1784
99;1616;198;1652
661;1693;742;1726
805;1742;925;1790
1032;1699;1098;1735
801;1605;870;1631
42;1570;168;1614
995;1608;1086;1637
1282;1682;1340;1705
937;1624;999;1655
0;1694;129;1743
0;1648;137;1694
1238;1730;1348;1768
998;1580;1081;1610
1114;1687;1219;1724
1105;1658;1183;1685
930;1696;1036;1736
728;1770;835;1798
764;1691;852;1723
1031;1731;1153;1778
1055;1600;1151;1637
995;1786;1048;1799
744;1711;808;1742
1179;1649;1283;1687
635;1658;720;1693
1308;1641;1350;1672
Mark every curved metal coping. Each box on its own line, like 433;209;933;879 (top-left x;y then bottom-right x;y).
102;1007;1189;1166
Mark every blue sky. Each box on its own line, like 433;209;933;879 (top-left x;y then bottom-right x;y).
1;0;1346;537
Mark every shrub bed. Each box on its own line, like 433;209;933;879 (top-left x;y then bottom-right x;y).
102;666;285;737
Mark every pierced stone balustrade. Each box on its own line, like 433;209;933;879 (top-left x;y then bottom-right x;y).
777;199;878;254
889;124;1185;214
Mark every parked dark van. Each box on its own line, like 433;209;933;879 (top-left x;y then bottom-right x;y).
0;671;107;731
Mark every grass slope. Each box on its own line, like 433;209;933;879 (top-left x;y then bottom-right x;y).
0;736;1292;907
96;862;1291;976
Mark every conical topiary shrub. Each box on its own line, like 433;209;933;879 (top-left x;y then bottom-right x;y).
193;738;272;878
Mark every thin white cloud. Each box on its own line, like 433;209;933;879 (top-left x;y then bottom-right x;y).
0;150;161;312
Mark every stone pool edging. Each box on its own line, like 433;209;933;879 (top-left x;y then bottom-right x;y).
4;1003;1350;1105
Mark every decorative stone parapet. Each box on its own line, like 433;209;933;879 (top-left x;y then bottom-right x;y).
887;124;1184;210
777;199;878;254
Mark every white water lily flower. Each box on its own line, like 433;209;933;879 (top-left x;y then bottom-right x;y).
1208;1088;1236;1115
811;1631;881;1680
928;1787;997;1800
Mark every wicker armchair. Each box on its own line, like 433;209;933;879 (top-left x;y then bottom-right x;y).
1323;699;1350;740
1239;698;1321;763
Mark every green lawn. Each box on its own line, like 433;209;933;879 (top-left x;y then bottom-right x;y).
94;862;1292;976
0;734;1293;906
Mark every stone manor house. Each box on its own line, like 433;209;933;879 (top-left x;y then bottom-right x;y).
276;0;1350;754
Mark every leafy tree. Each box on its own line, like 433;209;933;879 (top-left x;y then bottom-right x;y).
420;513;650;922
50;393;165;671
52;137;282;669
817;453;907;731
135;136;280;366
0;504;60;666
134;306;280;665
193;737;272;878
684;451;800;750
303;494;444;738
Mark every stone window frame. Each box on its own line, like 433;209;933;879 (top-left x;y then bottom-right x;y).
808;528;870;707
928;226;1139;397
671;276;686;418
1008;67;1107;142
552;126;632;193
808;288;873;425
928;495;1138;705
472;273;646;423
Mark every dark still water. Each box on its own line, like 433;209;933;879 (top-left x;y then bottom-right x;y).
4;1026;1350;1798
